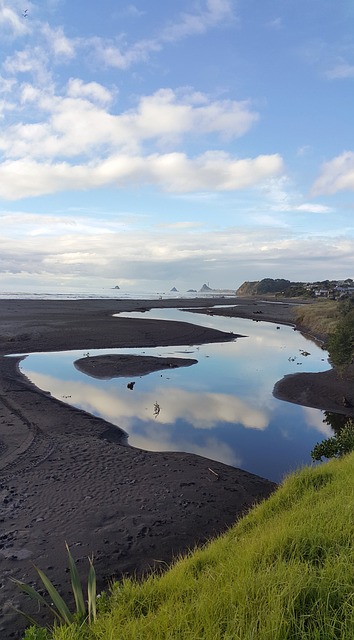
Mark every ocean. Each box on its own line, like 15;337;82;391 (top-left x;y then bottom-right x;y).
0;288;236;301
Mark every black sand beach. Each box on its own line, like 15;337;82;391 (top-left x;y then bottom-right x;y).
0;297;352;638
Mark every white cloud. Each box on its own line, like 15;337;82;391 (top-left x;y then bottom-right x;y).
66;78;113;105
296;203;332;214
0;151;283;199
158;221;202;230
260;176;333;214
312;151;354;195
325;62;354;80
130;89;258;141
2;212;354;287
145;151;283;192
298;39;354;87
0;82;277;198
0;2;29;36
161;0;234;42
92;36;161;70
260;176;293;210
41;24;76;59
0;0;234;80
3;47;53;85
0;73;14;93
93;0;234;70
43;251;108;266
0;87;259;160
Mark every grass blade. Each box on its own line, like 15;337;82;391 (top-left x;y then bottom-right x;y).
65;542;86;620
87;557;97;624
11;607;45;627
10;578;62;623
34;565;73;625
10;578;51;609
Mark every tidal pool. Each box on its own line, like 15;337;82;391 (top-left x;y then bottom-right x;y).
18;308;332;482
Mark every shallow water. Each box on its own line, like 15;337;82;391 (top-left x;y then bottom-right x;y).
19;308;331;482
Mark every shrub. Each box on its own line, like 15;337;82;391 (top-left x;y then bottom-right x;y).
23;627;50;640
327;307;354;368
311;420;354;461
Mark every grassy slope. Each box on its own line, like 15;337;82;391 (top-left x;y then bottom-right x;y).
294;300;340;339
38;455;354;640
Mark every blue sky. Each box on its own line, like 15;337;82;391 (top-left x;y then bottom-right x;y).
0;0;354;293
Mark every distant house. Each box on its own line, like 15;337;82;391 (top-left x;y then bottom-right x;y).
335;286;354;297
314;289;329;297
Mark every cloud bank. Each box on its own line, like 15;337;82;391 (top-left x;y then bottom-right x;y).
312;152;354;195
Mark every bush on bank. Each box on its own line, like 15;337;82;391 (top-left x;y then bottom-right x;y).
311;419;354;461
23;453;354;640
327;307;354;368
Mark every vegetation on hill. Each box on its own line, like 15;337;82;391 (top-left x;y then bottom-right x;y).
326;298;354;367
294;297;354;368
236;278;295;296
236;277;354;299
236;278;311;297
294;300;341;339
22;453;354;640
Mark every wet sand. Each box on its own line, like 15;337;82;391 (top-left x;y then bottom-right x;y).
0;296;352;638
0;297;272;638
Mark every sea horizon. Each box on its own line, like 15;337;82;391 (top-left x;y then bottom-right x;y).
0;287;237;301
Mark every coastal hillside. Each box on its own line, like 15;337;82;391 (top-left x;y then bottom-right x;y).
24;453;354;639
236;278;296;296
236;277;354;299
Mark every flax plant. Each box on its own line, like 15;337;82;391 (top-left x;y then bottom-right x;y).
11;543;96;628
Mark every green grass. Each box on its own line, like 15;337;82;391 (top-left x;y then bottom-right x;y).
25;454;354;640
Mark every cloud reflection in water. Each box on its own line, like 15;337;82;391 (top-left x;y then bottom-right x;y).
27;372;268;429
21;311;333;481
27;371;254;466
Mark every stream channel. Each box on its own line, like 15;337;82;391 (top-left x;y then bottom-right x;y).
18;307;333;482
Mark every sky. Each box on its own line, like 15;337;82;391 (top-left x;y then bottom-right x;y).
0;0;354;294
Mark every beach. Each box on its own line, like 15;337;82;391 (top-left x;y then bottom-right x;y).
0;297;353;638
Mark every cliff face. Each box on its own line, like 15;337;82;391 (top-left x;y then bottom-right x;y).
236;278;292;296
236;281;259;296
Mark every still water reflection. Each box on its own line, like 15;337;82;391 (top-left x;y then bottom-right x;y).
19;308;331;482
